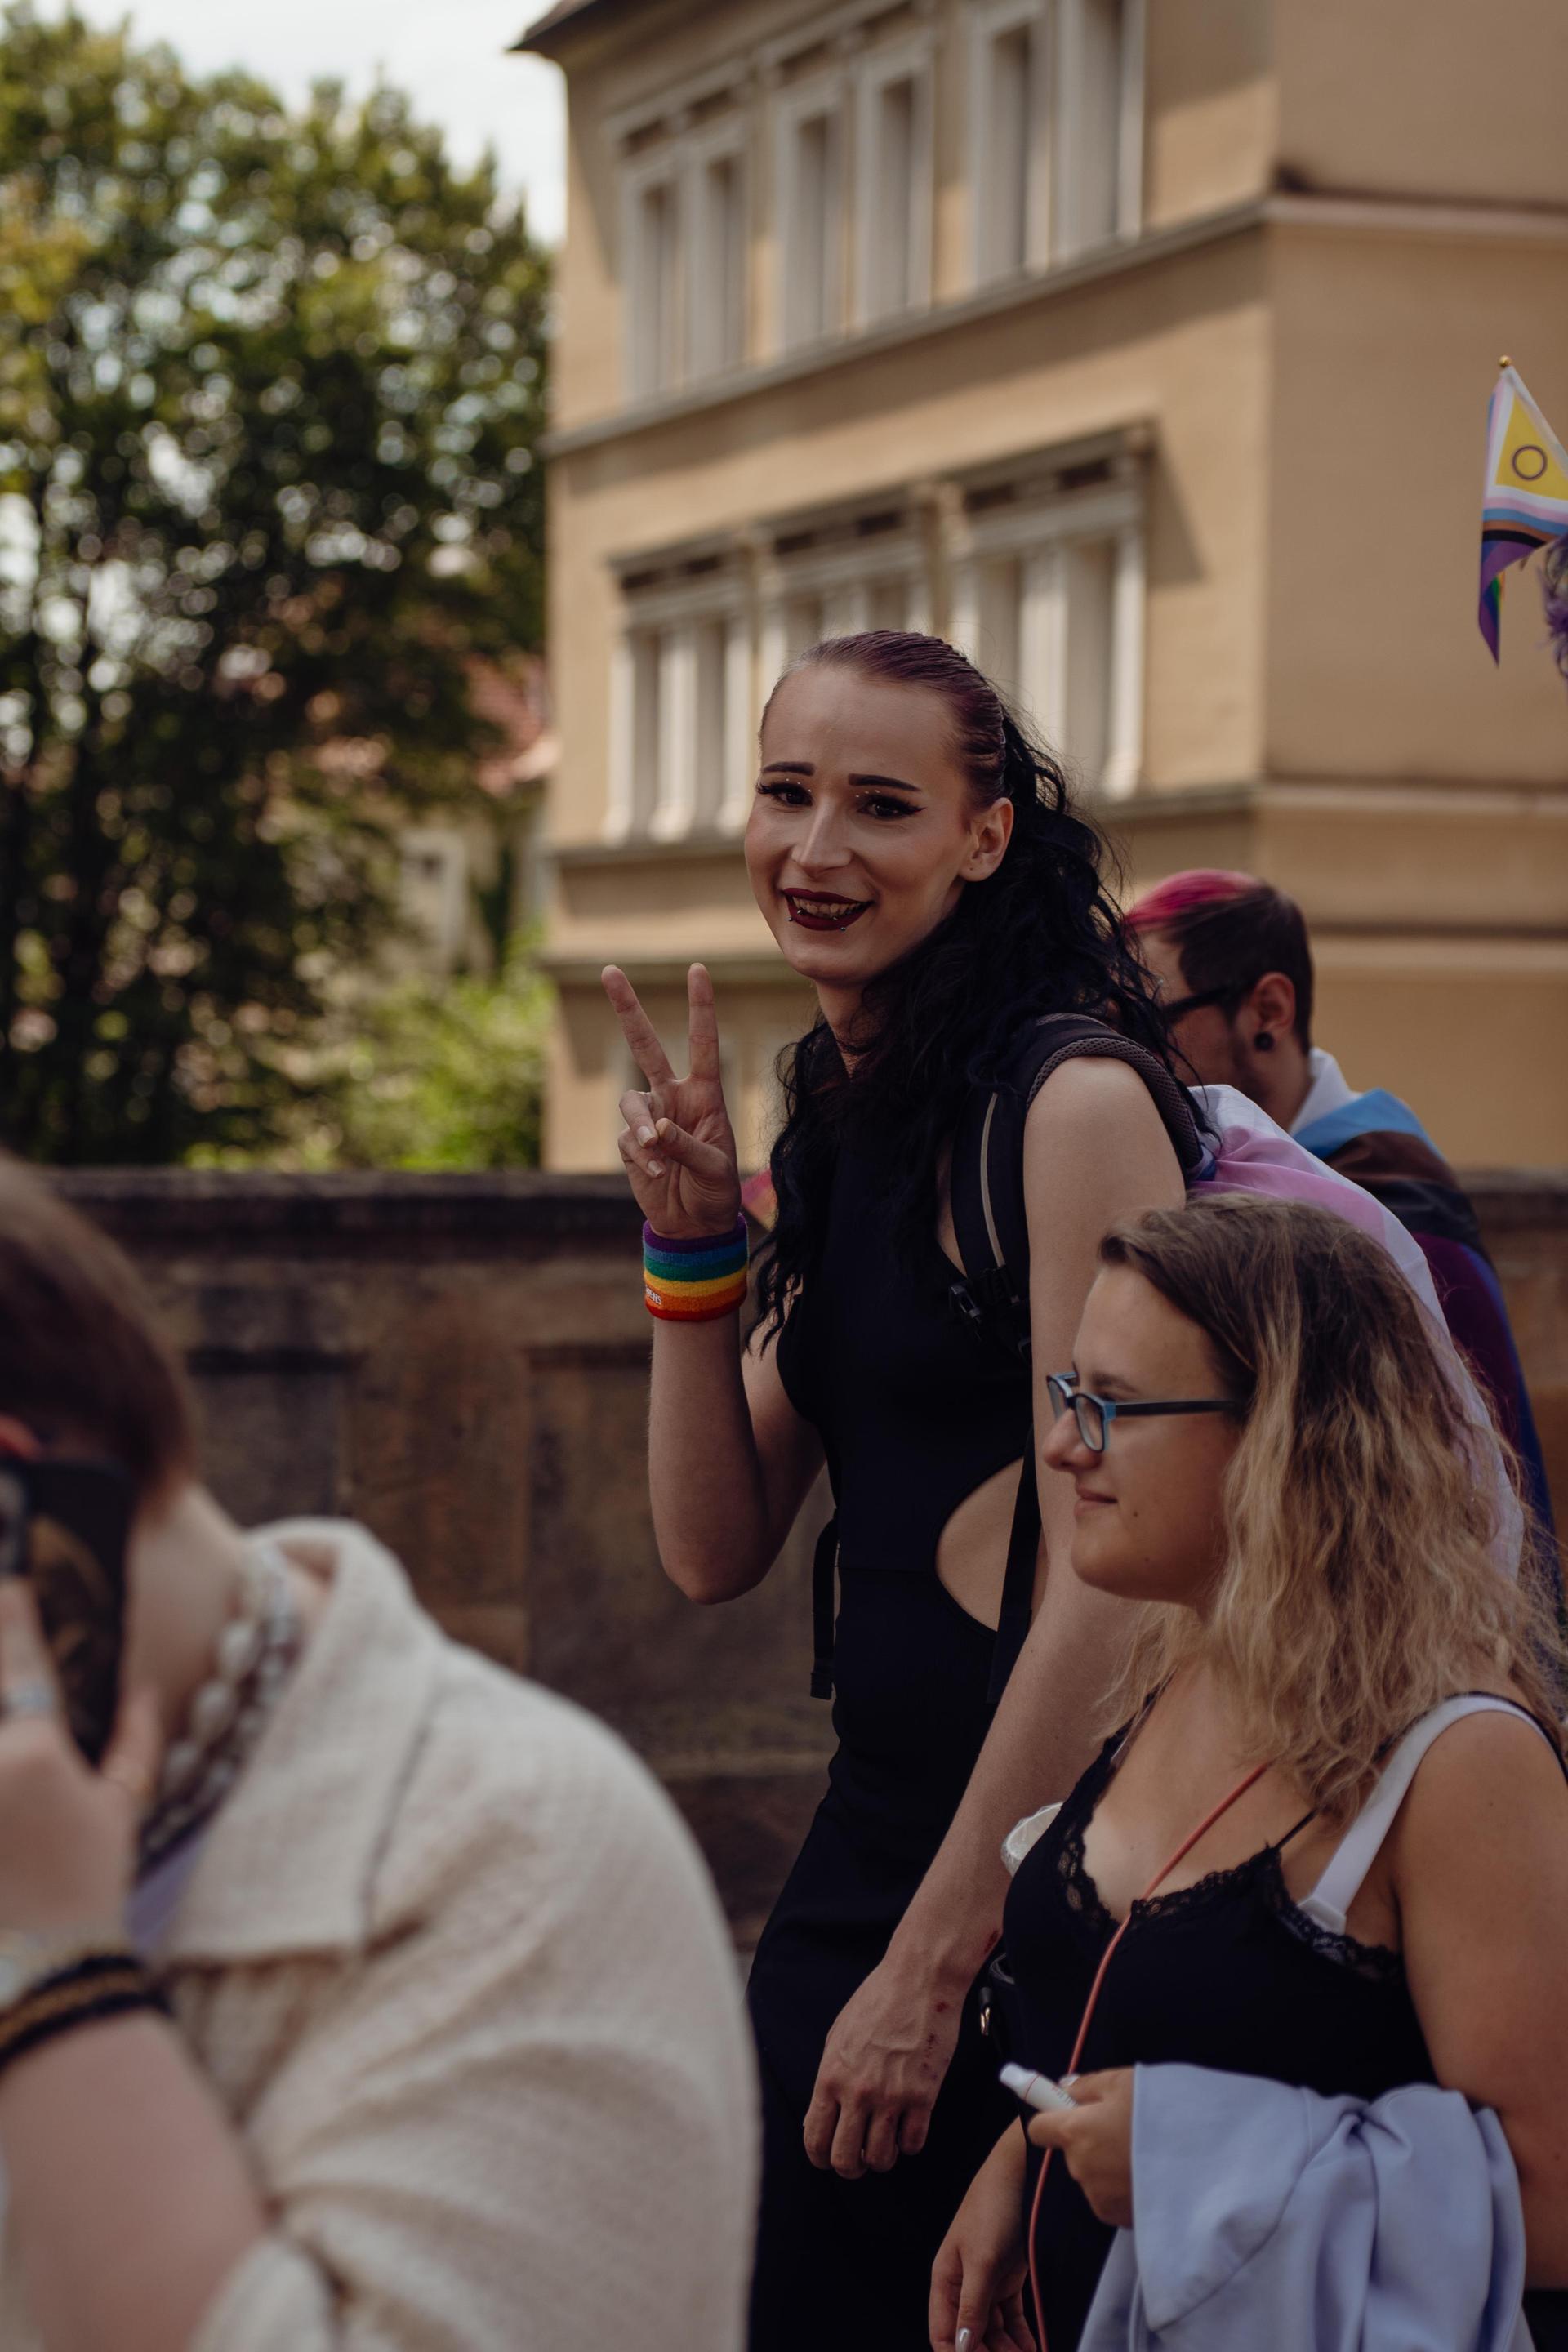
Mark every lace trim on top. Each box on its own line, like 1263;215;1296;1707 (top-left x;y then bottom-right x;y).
1048;1735;1406;1987
1257;1850;1406;1985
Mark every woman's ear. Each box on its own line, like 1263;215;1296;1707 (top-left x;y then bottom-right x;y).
964;795;1014;880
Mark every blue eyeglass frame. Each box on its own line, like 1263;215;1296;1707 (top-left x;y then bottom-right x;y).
1046;1373;1237;1455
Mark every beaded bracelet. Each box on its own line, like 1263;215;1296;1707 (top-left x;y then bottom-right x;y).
644;1217;750;1322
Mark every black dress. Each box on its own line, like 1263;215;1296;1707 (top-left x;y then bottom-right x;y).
746;1125;1031;2350
1003;1724;1568;2351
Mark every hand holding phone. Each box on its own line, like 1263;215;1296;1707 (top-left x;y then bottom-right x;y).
0;1459;131;1765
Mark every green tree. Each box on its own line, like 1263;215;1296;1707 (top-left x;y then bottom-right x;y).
220;946;553;1173
0;5;548;1160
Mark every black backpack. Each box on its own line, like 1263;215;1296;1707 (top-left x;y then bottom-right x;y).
810;1015;1205;1708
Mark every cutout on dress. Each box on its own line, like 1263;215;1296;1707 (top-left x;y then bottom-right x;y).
934;1456;1031;1628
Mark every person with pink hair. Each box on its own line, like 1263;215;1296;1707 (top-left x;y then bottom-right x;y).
1125;870;1554;1555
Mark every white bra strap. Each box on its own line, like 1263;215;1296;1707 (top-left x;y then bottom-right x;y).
1298;1695;1551;1935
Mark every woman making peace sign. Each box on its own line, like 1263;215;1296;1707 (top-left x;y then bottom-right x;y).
604;632;1184;2350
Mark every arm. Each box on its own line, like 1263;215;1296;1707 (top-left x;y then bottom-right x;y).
0;1584;266;2352
604;963;823;1601
807;1062;1183;2174
5;1635;758;2352
929;2122;1035;2352
1393;1710;1568;2287
647;1320;823;1604
1;2013;269;2352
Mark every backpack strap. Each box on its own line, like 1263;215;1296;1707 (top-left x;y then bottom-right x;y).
950;1017;1205;1706
951;1016;1205;1345
809;1513;839;1701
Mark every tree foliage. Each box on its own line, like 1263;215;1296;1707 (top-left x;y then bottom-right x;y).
198;947;552;1173
0;5;548;1160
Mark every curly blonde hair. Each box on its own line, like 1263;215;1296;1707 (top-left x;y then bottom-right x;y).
1100;1192;1562;1815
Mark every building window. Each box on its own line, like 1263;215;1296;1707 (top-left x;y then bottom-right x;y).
869;576;915;630
621;114;750;402
777;77;847;351
688;140;746;380
692;616;733;827
950;456;1145;798
856;41;933;325
759;502;932;686
625;164;683;399
960;537;1125;786
1061;535;1116;789
1055;0;1134;258
971;1;1047;281
608;559;752;843
970;0;1143;284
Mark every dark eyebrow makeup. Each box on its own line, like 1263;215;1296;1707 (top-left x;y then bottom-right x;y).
759;761;922;794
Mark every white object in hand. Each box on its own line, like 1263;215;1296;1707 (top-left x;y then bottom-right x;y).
1000;2062;1077;2114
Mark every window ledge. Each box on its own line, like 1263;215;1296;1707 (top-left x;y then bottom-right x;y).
546;185;1568;461
555;830;746;869
544;201;1265;457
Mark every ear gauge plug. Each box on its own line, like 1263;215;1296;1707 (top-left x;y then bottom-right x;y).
1255;1031;1275;1053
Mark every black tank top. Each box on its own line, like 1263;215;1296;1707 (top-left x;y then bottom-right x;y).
775;1125;1032;1829
1003;1727;1437;2351
776;1124;1031;1584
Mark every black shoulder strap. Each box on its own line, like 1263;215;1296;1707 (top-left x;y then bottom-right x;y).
950;1016;1205;1705
951;1016;1205;1348
810;1513;838;1701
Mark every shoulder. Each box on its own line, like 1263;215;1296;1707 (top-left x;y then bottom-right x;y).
1393;1702;1568;1892
1021;1054;1186;1206
378;1633;736;1975
381;1642;755;2145
1023;1051;1173;1132
1405;1700;1566;1806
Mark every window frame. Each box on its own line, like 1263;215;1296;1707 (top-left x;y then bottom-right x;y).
969;0;1053;285
853;29;936;329
1053;0;1143;260
773;66;851;355
756;504;933;688
621;149;685;403
947;463;1146;800
606;557;753;844
966;0;1146;287
685;118;751;384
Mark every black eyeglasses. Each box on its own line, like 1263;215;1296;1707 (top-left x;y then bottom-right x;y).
1157;985;1241;1024
1046;1373;1236;1455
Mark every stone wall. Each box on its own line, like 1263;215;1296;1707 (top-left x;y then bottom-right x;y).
53;1169;1568;1942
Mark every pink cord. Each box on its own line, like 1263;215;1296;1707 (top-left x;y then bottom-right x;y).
1026;1762;1271;2347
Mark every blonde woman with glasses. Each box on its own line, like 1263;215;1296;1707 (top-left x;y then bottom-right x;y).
933;1193;1568;2352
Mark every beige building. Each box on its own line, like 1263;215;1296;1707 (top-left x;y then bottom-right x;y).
518;0;1568;1174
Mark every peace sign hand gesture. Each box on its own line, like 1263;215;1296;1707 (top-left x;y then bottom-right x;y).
603;963;742;1241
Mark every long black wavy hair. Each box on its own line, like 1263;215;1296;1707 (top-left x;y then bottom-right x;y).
754;630;1174;1338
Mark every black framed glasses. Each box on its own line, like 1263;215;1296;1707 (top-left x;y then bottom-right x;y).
1157;984;1241;1024
1046;1373;1236;1455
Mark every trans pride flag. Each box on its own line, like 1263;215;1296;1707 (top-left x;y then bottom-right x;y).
1479;362;1568;660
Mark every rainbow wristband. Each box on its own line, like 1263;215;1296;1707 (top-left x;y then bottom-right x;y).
644;1218;749;1323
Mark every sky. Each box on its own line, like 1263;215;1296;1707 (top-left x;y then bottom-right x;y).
43;0;568;242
